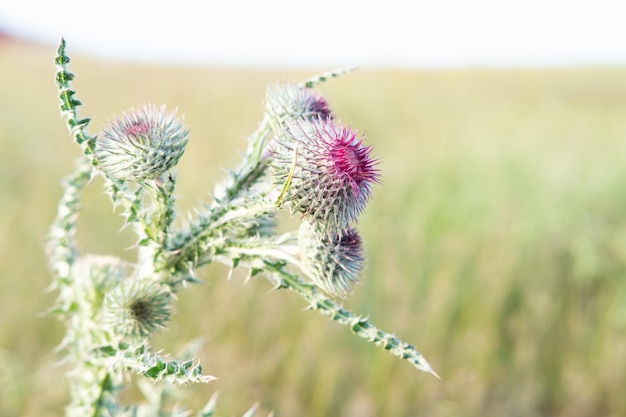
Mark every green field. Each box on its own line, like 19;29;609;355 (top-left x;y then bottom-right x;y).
1;40;625;416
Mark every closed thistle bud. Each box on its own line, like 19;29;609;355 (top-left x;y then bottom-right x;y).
72;255;127;299
95;104;189;181
265;83;332;123
102;279;172;339
272;118;379;231
298;220;364;297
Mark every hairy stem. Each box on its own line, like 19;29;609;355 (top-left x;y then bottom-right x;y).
47;157;92;283
54;38;96;155
266;263;439;377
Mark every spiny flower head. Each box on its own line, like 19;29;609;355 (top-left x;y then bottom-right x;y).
265;83;332;123
95;104;189;181
271;118;379;231
298;220;364;297
102;278;173;339
72;254;128;293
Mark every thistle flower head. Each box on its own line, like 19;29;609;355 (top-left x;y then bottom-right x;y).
95;104;189;181
271;118;379;231
265;83;332;123
102;279;173;339
298;220;364;297
72;255;127;293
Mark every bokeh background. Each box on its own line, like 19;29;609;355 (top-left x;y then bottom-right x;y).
1;2;626;416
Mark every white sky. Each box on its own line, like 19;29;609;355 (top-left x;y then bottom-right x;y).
1;0;625;68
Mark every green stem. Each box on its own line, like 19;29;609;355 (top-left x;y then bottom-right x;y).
91;372;115;417
266;263;439;377
215;117;272;205
153;175;177;243
165;198;277;271
300;67;358;89
47;156;93;284
54;38;96;155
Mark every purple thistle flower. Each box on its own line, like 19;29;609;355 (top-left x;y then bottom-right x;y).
265;83;333;123
298;220;364;297
272;118;380;231
95;104;189;181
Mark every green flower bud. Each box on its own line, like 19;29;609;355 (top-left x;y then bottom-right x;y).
95;104;189;181
265;83;332;124
102;279;172;339
72;255;127;292
298;220;364;298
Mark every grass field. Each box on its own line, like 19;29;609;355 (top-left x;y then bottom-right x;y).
1;39;625;416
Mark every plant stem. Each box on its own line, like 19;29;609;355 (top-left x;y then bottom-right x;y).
266;263;439;377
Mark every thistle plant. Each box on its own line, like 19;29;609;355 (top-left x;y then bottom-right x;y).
47;38;437;416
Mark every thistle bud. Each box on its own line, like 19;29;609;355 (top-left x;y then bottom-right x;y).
298;220;364;297
271;118;379;231
265;83;332;123
102;279;172;339
72;255;127;294
95;104;189;181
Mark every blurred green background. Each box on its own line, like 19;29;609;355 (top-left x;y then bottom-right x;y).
1;39;626;417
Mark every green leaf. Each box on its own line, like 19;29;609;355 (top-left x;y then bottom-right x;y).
55;38;69;65
138;238;151;247
68;117;91;129
96;345;117;357
55;71;74;85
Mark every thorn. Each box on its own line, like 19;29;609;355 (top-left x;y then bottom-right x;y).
275;145;298;206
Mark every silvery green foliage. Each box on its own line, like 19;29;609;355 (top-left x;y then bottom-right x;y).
48;39;437;417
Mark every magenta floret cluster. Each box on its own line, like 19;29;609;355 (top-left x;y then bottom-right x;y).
95;104;189;181
268;85;379;297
